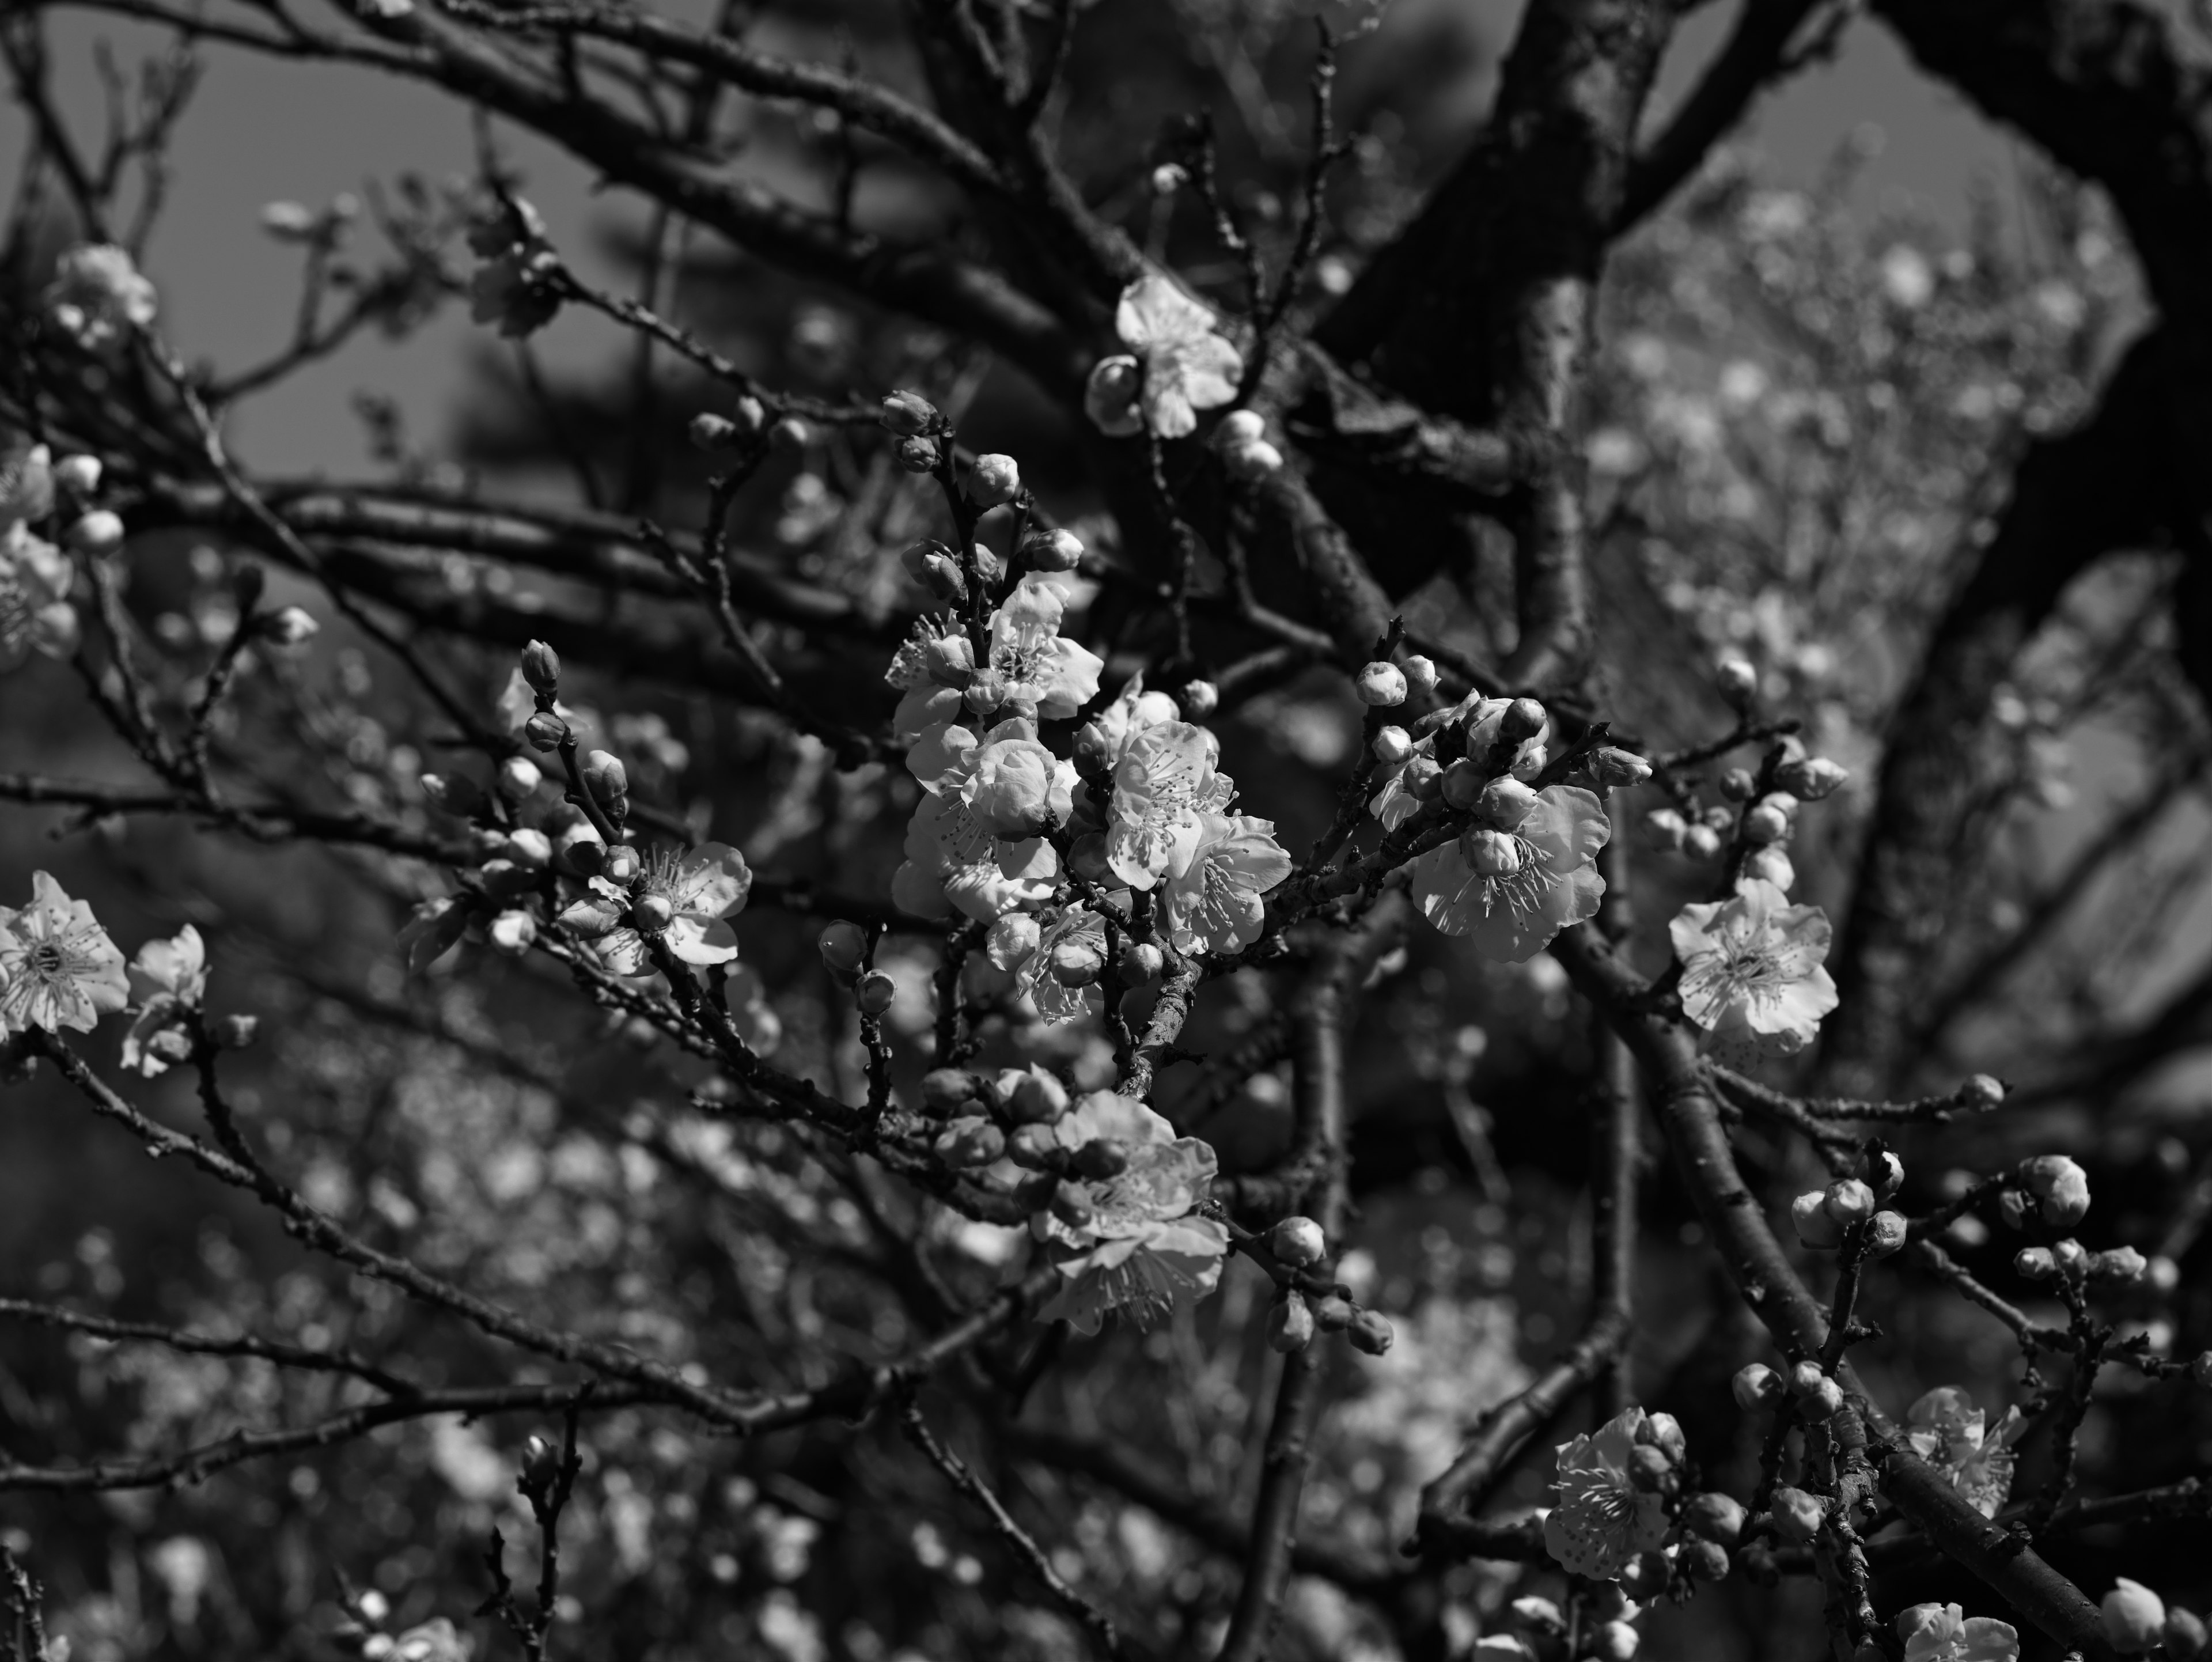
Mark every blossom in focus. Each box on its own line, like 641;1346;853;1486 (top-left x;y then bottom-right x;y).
1034;1089;1228;1332
1015;907;1109;1023
983;575;1103;721
1077;675;1183;774
1367;733;1435;831
0;872;130;1036
121;924;209;1077
884;620;972;741
1408;786;1611;960
1459;695;1551;780
592;843;752;974
896;718;1067;921
1543;1407;1671;1579
1903;1387;2025;1520
964;728;1068;839
1084;275;1242;439
1670;878;1838;1063
46;244;158;347
0;524;78;671
1160;813;1291;955
1896;1602;2018;1662
1106;720;1231;890
467;198;562;339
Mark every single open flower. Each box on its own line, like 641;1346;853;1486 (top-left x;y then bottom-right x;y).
1085;275;1243;438
46;244;157;348
120;924;209;1077
1543;1407;1671;1579
1409;785;1611;960
1107;721;1232;890
1896;1602;2018;1662
594;843;752;974
1034;1089;1228;1332
1670;878;1838;1063
982;575;1104;721
1903;1387;2025;1520
1160;813;1291;955
0;872;129;1036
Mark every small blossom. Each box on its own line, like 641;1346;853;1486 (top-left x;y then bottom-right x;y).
981;575;1104;721
0;872;130;1036
46;244;158;347
1408;785;1611;960
0;524;79;671
1015;907;1109;1024
1085;275;1242;439
1669;879;1838;1064
1075;675;1182;774
1159;813;1291;955
2103;1581;2166;1654
0;438;54;529
1903;1387;2025;1520
120;924;209;1077
896;719;1067;921
467;198;562;338
1543;1408;1671;1579
1033;1089;1228;1332
1106;721;1232;891
1896;1602;2019;1662
592;843;752;975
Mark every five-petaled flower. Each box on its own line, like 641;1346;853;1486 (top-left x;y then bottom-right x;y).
1106;721;1231;891
1033;1089;1229;1332
1160;813;1291;955
591;843;753;975
895;717;1067;921
0;524;78;672
1408;785;1611;960
1085;275;1243;439
122;924;209;1077
1542;1407;1671;1580
1670;877;1839;1063
46;244;158;349
1903;1387;2025;1520
1897;1602;2019;1662
982;576;1104;721
0;872;130;1036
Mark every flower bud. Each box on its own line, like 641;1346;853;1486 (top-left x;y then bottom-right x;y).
1003;1067;1070;1125
1684;1491;1745;1545
1618;1552;1671;1601
53;453;103;494
1789;1359;1828;1398
1644;808;1688;851
1022;527;1084;572
488;910;537;955
1355;661;1407;706
1179;680;1219;718
1373;726;1415;766
1639;1411;1687;1465
688;413;739;450
1590;1621;1641;1661
1719;768;1756;802
209;1013;260;1050
1683;823;1724;861
1476;777;1539;831
934;1115;1003;1168
1216;409;1266;448
897;435;939;473
1586;747;1654;789
1068;1138;1129;1180
1742;845;1796;891
1775;756;1849;800
1497;698;1547;743
1403;755;1444;800
770;417;813;453
1311;1295;1355;1331
920;549;967;601
2014;1245;2056;1281
1743;802;1791;844
1119;940;1164;981
524;711;566;752
1863;1147;1904;1196
879;389;938;437
2165;1608;2209;1660
2053;1237;2089;1277
922;1069;979;1112
1048;938;1104;987
495;756;543;799
1006;1123;1061;1169
1716;658;1758;706
1959;1073;2006;1110
819;920;868;977
986;911;1040;971
854;970;896;1016
1627;1444;1674;1493
251;605;317;648
970;452;1021;505
1460;827;1521;877
1680;1540;1730;1583
2089;1245;2148;1284
1222;441;1283;482
1400;654;1438;696
67;509;126;554
1770;1487;1825;1544
504;829;552;869
1732;1363;1782;1410
1269;1216;1326;1267
556;894;623;937
2149;1254;2180;1293
1346;1309;1394;1356
1791;1190;1844;1250
582;749;628;807
2018;1154;2090;1225
730;396;766;435
1824;1179;1876;1226
1998;1188;2030;1231
631;891;675;932
2103;1579;2167;1655
1049;1182;1096;1231
1439;758;1486;810
1864;1211;1908;1257
1267;1297;1316;1353
1150;162;1187;195
521;639;562;696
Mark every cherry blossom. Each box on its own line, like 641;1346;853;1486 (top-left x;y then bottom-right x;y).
0;438;54;528
0;872;129;1036
1160;813;1291;955
46;244;158;347
1015;907;1109;1024
1084;275;1243;439
982;574;1104;721
1105;721;1232;890
590;843;753;974
1033;1089;1228;1332
122;924;209;1077
1543;1407;1671;1580
0;524;78;671
1903;1387;2025;1519
1670;877;1839;1063
1408;785;1611;960
1896;1603;2018;1662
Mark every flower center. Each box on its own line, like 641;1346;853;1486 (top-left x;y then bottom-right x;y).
27;941;64;979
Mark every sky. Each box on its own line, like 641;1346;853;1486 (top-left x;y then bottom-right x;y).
0;0;2031;476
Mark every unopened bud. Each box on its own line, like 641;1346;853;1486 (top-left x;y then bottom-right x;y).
963;667;1010;715
1681;1540;1730;1583
730;396;766;435
1497;698;1548;743
1150;162;1187;195
1476;777;1539;831
1743;803;1791;844
488;910;538;955
1863;1147;1904;1196
2103;1579;2168;1655
897;436;939;474
688;413;739;450
1439;758;1486;810
1215;409;1266;448
2165;1609;2209;1661
1586;747;1654;789
1049;1182;1096;1231
2089;1245;2148;1285
1373;726;1415;766
1719;768;1756;802
260;200;320;240
1267;1297;1316;1353
1001;1067;1070;1125
524;711;566;752
1823;1178;1875;1226
1684;1491;1746;1545
1048;939;1104;988
1591;1620;1641;1660
582;749;628;811
1022;527;1084;572
1403;755;1444;801
1179;680;1219;718
986;911;1040;970
770;417;813;453
920;549;968;601
854;970;896;1016
879;389;938;437
1006;1123;1060;1169
1400;654;1438;695
2019;1154;2090;1225
1792;1190;1844;1250
1355;661;1407;707
1311;1295;1355;1331
518;1433;563;1498
1770;1487;1825;1544
503;828;552;869
1628;1444;1674;1493
1865;1211;1908;1256
1959;1073;2006;1110
819;920;868;976
1460;827;1521;877
1222;440;1282;482
1346;1309;1395;1355
921;1068;979;1112
1269;1216;1326;1267
1683;823;1724;861
1118;940;1164;981
1644;808;1688;851
521;639;561;696
2053;1237;2089;1277
970;453;1021;505
67;509;126;554
255;605;319;646
53;453;103;494
631;891;675;932
1776;756;1849;800
934;1116;1003;1168
1717;659;1758;706
1732;1362;1782;1409
1067;1138;1128;1180
2015;1246;2056;1281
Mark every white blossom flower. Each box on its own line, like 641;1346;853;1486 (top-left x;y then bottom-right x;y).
896;718;1069;921
1669;878;1838;1063
1015;907;1109;1024
0;438;54;529
1408;786;1611;960
884;619;972;741
0;872;130;1035
121;924;208;1077
1034;1089;1228;1332
1903;1387;2025;1520
1543;1407;1671;1580
1106;721;1232;890
0;524;78;671
46;244;158;347
981;575;1104;721
1077;675;1182;773
1084;275;1242;439
1160;813;1291;955
592;843;752;974
1896;1602;2018;1662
